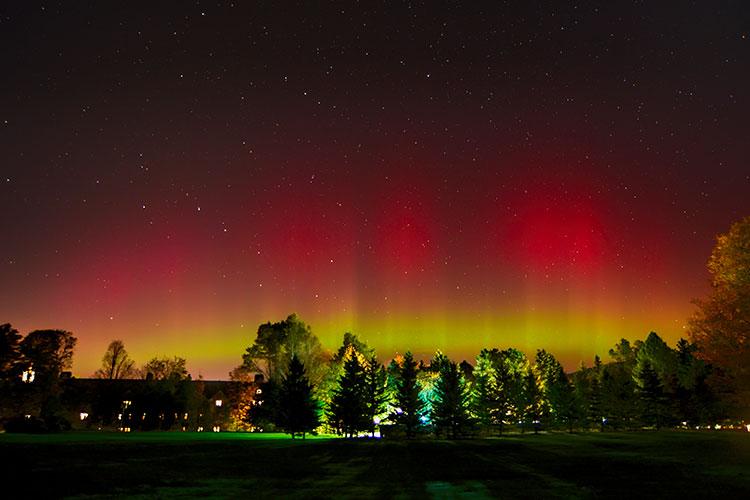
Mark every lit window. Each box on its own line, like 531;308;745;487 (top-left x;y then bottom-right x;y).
215;399;222;407
21;366;35;383
80;412;89;421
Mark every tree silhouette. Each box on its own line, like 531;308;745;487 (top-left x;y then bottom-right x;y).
634;360;668;429
141;356;188;381
432;360;473;438
94;340;136;379
237;314;328;385
0;323;22;380
392;351;425;437
20;330;76;381
278;354;320;439
327;352;368;437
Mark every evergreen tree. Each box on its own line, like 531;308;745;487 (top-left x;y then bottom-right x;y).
471;349;499;430
0;323;22;380
392;351;425;437
247;378;280;431
634;360;668;429
327;353;368;437
363;356;390;437
522;365;543;433
496;348;527;435
278;354;320;439
432;361;474;438
588;357;605;430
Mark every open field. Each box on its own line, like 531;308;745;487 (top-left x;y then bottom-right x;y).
2;431;750;498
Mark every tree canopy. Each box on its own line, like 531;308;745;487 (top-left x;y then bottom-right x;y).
237;314;328;385
689;216;750;407
94;340;136;379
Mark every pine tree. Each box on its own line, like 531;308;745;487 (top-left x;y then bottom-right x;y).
495;349;527;435
634;360;667;429
522;365;543;434
471;349;498;430
327;353;368;437
432;361;474;438
392;351;425;437
278;354;320;439
587;356;604;430
363;356;390;437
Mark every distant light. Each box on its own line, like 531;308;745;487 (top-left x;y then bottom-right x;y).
122;400;132;408
212;426;220;432
215;399;222;407
715;424;722;430
197;426;204;432
420;415;429;423
21;366;35;383
80;412;89;421
256;388;262;395
395;407;403;415
373;417;381;425
745;424;750;432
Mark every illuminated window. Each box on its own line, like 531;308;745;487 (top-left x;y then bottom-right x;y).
21;366;35;383
79;412;89;421
215;399;222;407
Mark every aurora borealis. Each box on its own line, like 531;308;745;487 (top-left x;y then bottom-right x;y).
1;2;749;379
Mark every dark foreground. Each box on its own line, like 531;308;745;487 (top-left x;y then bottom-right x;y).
2;431;749;498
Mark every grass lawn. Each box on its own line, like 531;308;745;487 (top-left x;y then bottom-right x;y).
2;430;749;498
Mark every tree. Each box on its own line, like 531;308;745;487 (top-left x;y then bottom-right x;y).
634;360;668;429
277;354;320;438
327;351;368;437
17;329;76;426
141;356;188;381
432;360;473;438
19;330;77;381
521;365;543;433
236;314;328;385
587;356;604;430
363;355;390;437
689;216;750;412
496;348;528;434
94;340;136;379
319;333;373;410
471;349;499;430
535;350;579;431
392;351;425;437
0;323;22;380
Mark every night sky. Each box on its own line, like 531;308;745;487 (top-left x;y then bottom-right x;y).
2;2;749;379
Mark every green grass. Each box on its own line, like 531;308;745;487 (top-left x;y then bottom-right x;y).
2;431;749;498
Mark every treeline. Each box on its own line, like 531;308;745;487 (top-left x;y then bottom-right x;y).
0;326;232;432
232;315;732;439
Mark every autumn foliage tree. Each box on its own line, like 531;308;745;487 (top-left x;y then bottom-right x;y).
688;216;750;412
